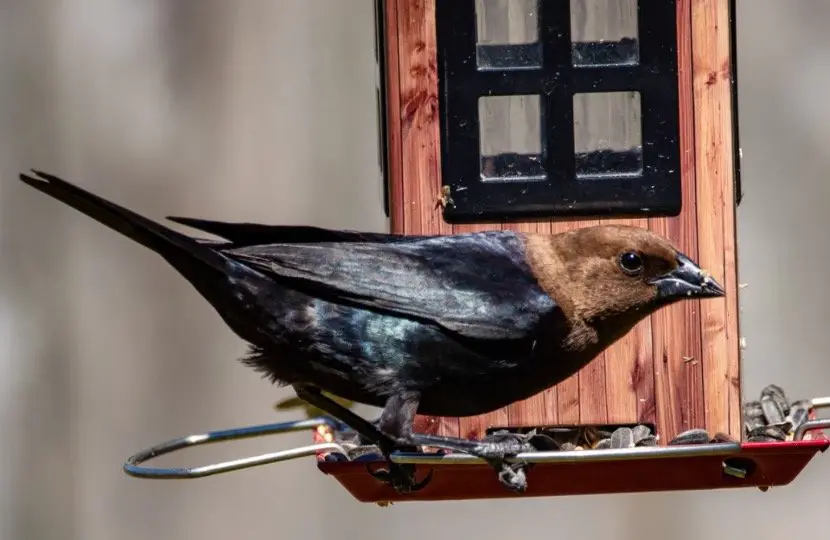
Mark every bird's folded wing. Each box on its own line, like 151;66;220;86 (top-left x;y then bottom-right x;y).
226;231;557;341
167;216;432;247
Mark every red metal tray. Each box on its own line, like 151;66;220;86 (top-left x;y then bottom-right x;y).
316;438;828;502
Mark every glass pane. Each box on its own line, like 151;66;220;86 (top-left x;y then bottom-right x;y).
479;94;545;182
573;91;643;179
570;0;639;67
475;0;542;70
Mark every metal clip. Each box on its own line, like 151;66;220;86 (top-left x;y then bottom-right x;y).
793;396;830;441
124;417;348;479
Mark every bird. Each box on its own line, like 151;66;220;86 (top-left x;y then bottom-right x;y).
18;169;725;493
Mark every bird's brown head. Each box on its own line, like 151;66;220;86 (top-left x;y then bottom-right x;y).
525;224;724;329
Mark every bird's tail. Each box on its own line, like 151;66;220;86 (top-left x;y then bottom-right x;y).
19;170;231;279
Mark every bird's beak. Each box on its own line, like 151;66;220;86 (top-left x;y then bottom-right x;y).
651;252;725;299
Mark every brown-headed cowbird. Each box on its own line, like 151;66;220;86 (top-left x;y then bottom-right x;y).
18;170;724;493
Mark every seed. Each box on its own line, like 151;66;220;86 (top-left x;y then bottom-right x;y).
761;384;790;416
527;433;559;451
787;400;811;433
543;427;582;446
635;435;658;447
669;428;711;445
761;395;786;425
610;427;635;449
743;400;766;432
747;425;787;442
593;438;612;449
632;424;652;443
711;432;738;443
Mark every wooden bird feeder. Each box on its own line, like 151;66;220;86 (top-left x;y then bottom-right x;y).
123;0;829;503
381;0;731;445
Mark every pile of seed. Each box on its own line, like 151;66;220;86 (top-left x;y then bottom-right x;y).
322;383;813;461
507;425;657;451
657;384;812;445
743;384;811;442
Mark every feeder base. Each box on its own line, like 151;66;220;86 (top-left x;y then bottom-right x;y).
317;439;829;503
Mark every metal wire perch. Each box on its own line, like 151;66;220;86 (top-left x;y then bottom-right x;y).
124;417;347;479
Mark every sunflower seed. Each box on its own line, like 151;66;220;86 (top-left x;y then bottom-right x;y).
610;427;635;449
632;424;652;443
527;433;559;451
761;395;786;425
747;425;787;442
787;400;811;433
593;438;612;449
711;432;738;443
635;435;658;447
746;434;781;442
761;384;790;416
669;428;711;445
543;428;582;446
743;401;766;432
580;427;604;446
767;421;793;434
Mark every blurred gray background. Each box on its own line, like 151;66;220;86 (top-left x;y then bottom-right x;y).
1;1;828;539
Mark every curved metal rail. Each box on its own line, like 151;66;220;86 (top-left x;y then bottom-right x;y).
124;417;346;479
793;396;830;441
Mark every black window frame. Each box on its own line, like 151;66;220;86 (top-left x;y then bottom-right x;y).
436;0;682;223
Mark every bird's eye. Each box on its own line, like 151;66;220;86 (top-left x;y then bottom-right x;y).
619;252;643;274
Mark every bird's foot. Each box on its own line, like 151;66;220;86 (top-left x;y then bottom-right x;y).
404;429;536;493
473;429;537;459
473;430;536;493
366;461;433;495
495;460;529;493
292;386;435;495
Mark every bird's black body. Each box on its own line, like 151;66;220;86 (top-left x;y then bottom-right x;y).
224;228;588;417
18;172;582;415
19;170;725;494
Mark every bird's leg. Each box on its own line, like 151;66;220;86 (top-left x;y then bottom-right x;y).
292;385;431;494
293;384;399;453
380;393;535;493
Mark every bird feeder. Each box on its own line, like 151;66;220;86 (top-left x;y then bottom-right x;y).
123;0;829;503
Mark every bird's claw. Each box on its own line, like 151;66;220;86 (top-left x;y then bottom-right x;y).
366;462;434;495
495;460;529;493
474;429;537;459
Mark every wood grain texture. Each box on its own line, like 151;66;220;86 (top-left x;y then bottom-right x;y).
396;0;451;239
478;0;559;430
719;8;742;441
691;0;737;439
391;0;459;438
384;0;404;232
381;0;740;443
555;220;588;427
504;219;557;428
647;0;704;444
570;2;638;428
602;233;653;425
